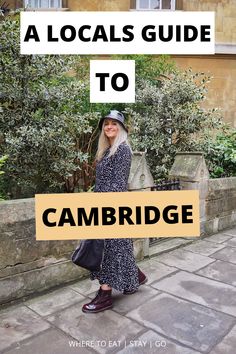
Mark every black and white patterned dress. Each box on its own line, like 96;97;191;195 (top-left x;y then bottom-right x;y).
90;142;139;292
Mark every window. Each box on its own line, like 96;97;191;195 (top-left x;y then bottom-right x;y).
135;0;175;10
24;0;62;8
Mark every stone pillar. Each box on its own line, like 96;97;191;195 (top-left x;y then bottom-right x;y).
128;152;154;257
128;151;154;191
169;152;210;236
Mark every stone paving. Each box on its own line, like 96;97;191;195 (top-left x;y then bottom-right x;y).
0;227;236;354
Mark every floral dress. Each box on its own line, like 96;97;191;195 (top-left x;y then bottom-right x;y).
90;142;139;292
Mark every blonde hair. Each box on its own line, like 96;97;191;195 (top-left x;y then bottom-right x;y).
95;120;132;162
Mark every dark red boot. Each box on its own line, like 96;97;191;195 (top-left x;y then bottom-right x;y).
123;267;148;295
138;267;148;285
82;287;113;313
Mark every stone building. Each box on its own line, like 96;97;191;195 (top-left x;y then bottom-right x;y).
5;0;236;127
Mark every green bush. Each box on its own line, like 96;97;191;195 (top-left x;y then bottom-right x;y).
200;127;236;178
125;69;222;180
0;14;99;197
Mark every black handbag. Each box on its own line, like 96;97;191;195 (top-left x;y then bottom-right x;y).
71;239;105;272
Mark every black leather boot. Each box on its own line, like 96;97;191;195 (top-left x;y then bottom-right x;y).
82;287;113;313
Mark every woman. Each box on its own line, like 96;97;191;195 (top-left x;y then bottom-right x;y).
82;110;147;314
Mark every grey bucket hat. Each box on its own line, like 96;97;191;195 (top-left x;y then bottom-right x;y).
98;110;128;132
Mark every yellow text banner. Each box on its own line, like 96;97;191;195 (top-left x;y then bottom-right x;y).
35;191;200;240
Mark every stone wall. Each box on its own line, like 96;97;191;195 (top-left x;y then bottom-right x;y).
1;152;235;306
172;55;236;127
183;0;236;44
67;0;236;45
169;152;236;236
0;199;87;306
4;0;23;10
205;177;236;233
67;0;130;11
0;152;147;306
0;198;145;306
8;0;236;45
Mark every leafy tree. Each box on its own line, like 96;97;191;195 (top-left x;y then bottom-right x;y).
98;57;232;180
125;69;222;180
0;14;99;197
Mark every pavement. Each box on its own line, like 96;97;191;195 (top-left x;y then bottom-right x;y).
0;227;236;354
